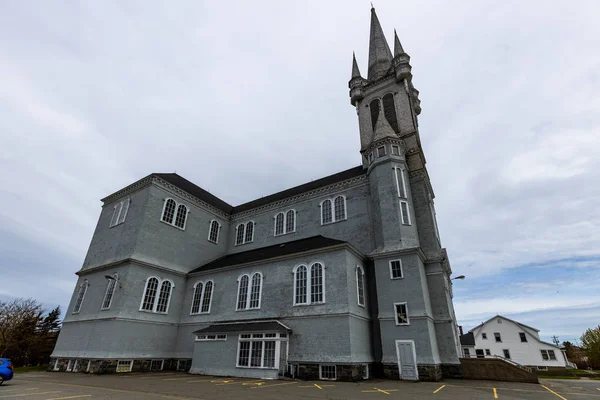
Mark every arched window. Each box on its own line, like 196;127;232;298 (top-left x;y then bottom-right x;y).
162;199;176;224
249;273;262;309
321;199;332;224
310;263;324;303
208;220;220;243
286;210;295;233
236;224;245;245
141;277;159;311
369;98;380;130
356;266;365;307
274;213;284;235
101;274;118;310
175;204;188;229
334;196;346;221
237;275;249;310
201;281;213;313
382;93;399;133
191;282;203;314
156;280;173;313
110;199;129;228
294;265;308;305
245;222;254;243
73;280;88;314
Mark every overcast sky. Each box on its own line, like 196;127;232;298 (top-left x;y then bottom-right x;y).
1;0;599;343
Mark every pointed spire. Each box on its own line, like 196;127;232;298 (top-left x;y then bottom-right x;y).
351;52;362;78
367;7;393;81
394;29;404;56
372;101;397;142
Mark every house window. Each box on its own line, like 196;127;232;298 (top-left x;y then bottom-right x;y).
463;348;470;357
494;332;502;342
393;167;407;198
537;366;548;371
140;277;174;314
235;221;255;245
294;265;307;305
310;263;324;303
237;273;262;310
503;349;511;359
482;333;487;340
195;334;227;341
116;360;133;373
293;263;325;305
109;198;130;227
485;349;491;356
244;221;254;243
208;220;220;243
321;196;347;225
72;280;88;314
150;360;164;371
541;350;557;361
394;302;409;325
274;210;296;236
101;274;118;310
236;335;278;369
161;198;188;230
377;146;386;157
519;332;527;342
190;280;213;315
356;266;365;307
400;201;411;225
391;145;400;155
389;260;403;279
320;365;336;380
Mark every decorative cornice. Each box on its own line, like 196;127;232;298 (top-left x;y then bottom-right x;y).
77;258;188;277
363;73;395;90
361;137;407;156
101;175;153;204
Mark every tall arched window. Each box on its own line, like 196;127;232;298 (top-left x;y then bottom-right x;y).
162;199;176;224
191;280;214;314
140;277;174;313
101;274;118;310
175;204;188;229
208;220;220;243
356;266;365;307
321;196;346;225
201;281;213;313
310;263;324;303
156;281;173;313
286;210;295;233
382;93;399;133
73;280;88;314
235;221;254;245
249;273;262;309
141;277;159;311
334;196;346;221
236;224;245;245
191;282;203;314
274;213;284;235
274;210;296;236
244;221;254;243
321;200;332;224
294;265;308;305
237;275;249;310
109;198;130;228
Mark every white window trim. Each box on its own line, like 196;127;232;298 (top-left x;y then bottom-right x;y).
53;359;60;371
100;273;118;310
393;302;410;326
537;366;548;371
356;265;365;307
236;272;263;311
110;198;130;228
150;359;164;371
273;210;296;236
393;166;407;199
293;262;326;306
292;264;308;306
66;359;73;372
235;221;255;245
139;276;175;314
190;280;213;315
195;334;227;341
391;144;400;156
400;200;411;225
494;332;502;343
160;197;189;231
235;332;283;370
207;220;221;244
116;360;133;373
389;259;404;280
72;280;88;314
319;195;347;225
319;365;337;380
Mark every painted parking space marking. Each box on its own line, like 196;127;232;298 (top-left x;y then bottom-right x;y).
216;380;264;386
250;381;297;389
493;388;498;398
0;388;39;393
0;391;61;398
186;379;213;383
299;383;335;389
433;384;445;393
542;385;568;400
163;377;193;381
361;388;399;395
45;396;92;400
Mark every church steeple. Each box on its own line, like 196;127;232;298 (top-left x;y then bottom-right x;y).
393;29;404;56
367;7;393;81
351;52;362;78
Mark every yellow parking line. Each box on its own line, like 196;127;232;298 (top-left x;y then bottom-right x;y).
493;388;498;398
186;379;212;383
314;383;323;390
46;396;92;400
433;384;445;393
541;385;568;400
0;391;61;398
250;381;297;389
0;388;39;393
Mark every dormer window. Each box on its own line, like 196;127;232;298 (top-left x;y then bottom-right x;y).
161;198;188;230
109;198;130;227
377;146;386;157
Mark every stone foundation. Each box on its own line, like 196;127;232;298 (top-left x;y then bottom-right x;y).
441;363;463;379
49;358;192;374
382;363;444;381
290;363;371;381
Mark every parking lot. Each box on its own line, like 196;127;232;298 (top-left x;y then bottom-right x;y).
1;372;599;399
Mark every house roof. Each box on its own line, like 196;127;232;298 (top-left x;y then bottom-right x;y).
189;235;348;274
459;332;475;346
468;315;540;333
193;320;291;335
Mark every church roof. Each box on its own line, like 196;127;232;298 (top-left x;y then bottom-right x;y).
153;173;234;213
189;235;347;274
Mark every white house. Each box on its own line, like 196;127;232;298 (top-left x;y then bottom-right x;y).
459;315;574;372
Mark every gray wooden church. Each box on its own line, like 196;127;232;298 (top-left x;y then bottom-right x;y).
51;7;462;381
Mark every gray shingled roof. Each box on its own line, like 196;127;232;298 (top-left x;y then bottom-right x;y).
193;320;291;335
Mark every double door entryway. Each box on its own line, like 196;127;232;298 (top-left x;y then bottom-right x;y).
395;340;418;380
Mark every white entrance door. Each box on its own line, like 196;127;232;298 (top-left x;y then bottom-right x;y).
396;340;418;380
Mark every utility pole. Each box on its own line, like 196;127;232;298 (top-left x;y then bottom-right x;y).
552;336;560;346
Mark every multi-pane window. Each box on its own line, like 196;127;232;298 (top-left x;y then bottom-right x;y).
116;360;133;373
356;266;365;307
263;341;276;368
519;332;527;342
485;349;491;356
250;341;263;367
394;302;409;325
463;348;471;357
150;360;164;371
503;349;511;359
321;195;346;225
274;210;296;236
208;220;220;243
293;263;325;305
237;336;279;369
73;281;88;314
237;273;262;310
540;350;557;361
101;274;118;310
161;198;188;230
393;167;407;198
238;341;250;366
494;332;502;342
389;260;403;279
320;365;336;380
196;334;227;341
140;277;174;313
235;221;254;245
400;201;411;225
191;280;213;314
109;198;130;227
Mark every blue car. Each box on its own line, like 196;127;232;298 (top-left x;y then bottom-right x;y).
0;358;14;385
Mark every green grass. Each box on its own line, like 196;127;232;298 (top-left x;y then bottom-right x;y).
13;366;47;373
